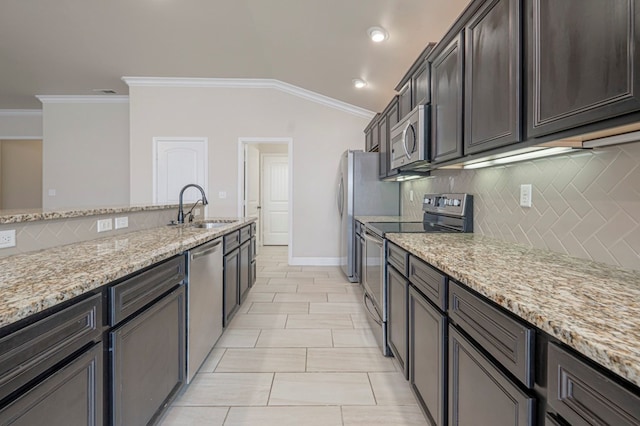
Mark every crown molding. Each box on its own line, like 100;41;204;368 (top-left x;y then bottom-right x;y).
36;95;129;104
0;109;42;117
122;77;374;119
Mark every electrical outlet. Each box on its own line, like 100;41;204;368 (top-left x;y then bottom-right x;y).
115;216;129;229
0;230;16;248
219;191;227;199
520;184;532;208
97;218;113;232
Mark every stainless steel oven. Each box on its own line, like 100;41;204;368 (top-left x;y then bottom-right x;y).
362;226;389;356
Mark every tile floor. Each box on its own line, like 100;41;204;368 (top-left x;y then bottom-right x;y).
159;246;429;426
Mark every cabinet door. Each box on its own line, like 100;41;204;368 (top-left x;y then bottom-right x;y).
239;241;250;303
0;343;103;426
431;33;464;163
465;0;522;154
409;286;446;426
398;82;412;120
111;285;185;426
527;0;640;137
378;114;389;179
355;232;362;284
388;267;409;378
224;249;240;326
449;326;535;426
412;60;430;107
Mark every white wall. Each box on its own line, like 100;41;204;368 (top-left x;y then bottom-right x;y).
129;86;368;262
0;111;42;139
42;102;130;209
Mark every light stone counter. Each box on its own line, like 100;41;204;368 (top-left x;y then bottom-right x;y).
387;233;640;388
0;218;255;329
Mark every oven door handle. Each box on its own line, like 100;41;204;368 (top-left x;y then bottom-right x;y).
363;231;383;246
363;292;382;326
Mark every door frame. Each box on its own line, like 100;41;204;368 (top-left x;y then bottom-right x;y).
237;137;293;260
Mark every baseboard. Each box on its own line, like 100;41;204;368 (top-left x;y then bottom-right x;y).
289;257;341;266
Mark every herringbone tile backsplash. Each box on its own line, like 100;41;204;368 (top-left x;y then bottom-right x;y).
401;142;640;271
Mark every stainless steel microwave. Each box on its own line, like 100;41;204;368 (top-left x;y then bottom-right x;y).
390;105;430;171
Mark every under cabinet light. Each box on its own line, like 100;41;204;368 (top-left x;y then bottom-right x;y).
582;130;640;148
463;147;576;170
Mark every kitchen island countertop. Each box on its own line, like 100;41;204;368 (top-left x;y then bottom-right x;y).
0;218;255;330
387;232;640;389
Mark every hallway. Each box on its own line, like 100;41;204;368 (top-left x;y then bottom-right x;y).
159;246;428;425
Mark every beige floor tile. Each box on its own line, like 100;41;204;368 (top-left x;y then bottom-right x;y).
269;373;375;406
225;406;342;426
158;406;228;426
314;277;354;284
256;329;333;348
307;348;396;372
173;373;272;406
351;313;373;329
237;302;252;314
286;314;354;329
309;302;366;314
214;329;260;348
273;292;328;302
297;284;348;293
267;277;315;285
258;271;288;278
342;405;428;425
197;348;226;373
332;329;378;348
368;372;420;405
252;277;271;286
327;292;363;303
215;348;306;372
287;271;331;278
299;266;343;273
248;302;309;314
227;313;287;329
250;284;298;293
244;291;275;302
346;284;366;293
261;265;302;272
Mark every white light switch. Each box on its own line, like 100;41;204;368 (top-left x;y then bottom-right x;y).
520;184;532;208
219;191;227;199
115;216;128;229
97;218;113;232
48;189;56;196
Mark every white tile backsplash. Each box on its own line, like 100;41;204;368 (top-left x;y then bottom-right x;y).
401;142;640;270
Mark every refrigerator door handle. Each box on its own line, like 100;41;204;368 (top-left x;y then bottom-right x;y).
337;176;344;217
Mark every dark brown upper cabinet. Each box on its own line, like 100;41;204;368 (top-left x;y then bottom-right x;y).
412;59;431;108
379;97;400;179
396;44;436;123
465;0;522;154
398;82;412;121
364;113;380;152
431;33;465;163
527;0;640;138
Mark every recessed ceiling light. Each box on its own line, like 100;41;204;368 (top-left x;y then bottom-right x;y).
353;79;367;89
368;26;388;43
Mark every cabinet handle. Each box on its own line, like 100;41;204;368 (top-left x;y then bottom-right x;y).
363;292;382;326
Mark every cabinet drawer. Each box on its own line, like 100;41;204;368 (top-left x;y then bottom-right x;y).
109;256;185;326
240;225;251;244
387;242;409;277
250;222;256;237
547;343;640;426
449;281;534;388
0;294;102;403
449;325;535;426
408;256;447;311
224;230;240;253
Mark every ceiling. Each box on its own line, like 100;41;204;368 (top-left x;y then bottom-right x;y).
0;0;470;112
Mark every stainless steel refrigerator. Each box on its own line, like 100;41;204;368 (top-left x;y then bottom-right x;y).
338;150;399;282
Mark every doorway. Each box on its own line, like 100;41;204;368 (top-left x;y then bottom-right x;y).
0;139;43;210
237;138;292;253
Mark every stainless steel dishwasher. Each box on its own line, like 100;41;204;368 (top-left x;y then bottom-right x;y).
187;238;223;383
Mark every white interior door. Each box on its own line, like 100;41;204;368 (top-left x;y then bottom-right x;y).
154;138;208;205
245;145;261;244
262;154;289;246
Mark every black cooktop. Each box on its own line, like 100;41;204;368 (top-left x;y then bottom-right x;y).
366;221;452;237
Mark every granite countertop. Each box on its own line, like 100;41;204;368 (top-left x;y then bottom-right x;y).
0;203;182;224
387;233;640;388
0;217;255;329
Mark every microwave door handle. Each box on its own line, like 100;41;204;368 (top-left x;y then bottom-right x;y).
402;122;412;159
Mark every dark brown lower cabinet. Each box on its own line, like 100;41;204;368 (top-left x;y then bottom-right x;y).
0;343;103;426
110;285;185;426
223;248;240;326
239;240;250;303
388;266;409;378
409;286;447;426
449;325;535;426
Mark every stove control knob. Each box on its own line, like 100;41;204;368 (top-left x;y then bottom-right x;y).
453;199;461;207
444;199;451;206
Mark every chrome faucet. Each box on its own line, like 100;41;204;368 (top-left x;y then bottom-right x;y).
177;184;209;224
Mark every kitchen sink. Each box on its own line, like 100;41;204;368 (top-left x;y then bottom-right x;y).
190;220;237;229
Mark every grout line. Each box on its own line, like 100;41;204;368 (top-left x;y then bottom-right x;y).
265;372;276;407
366;372;379;405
